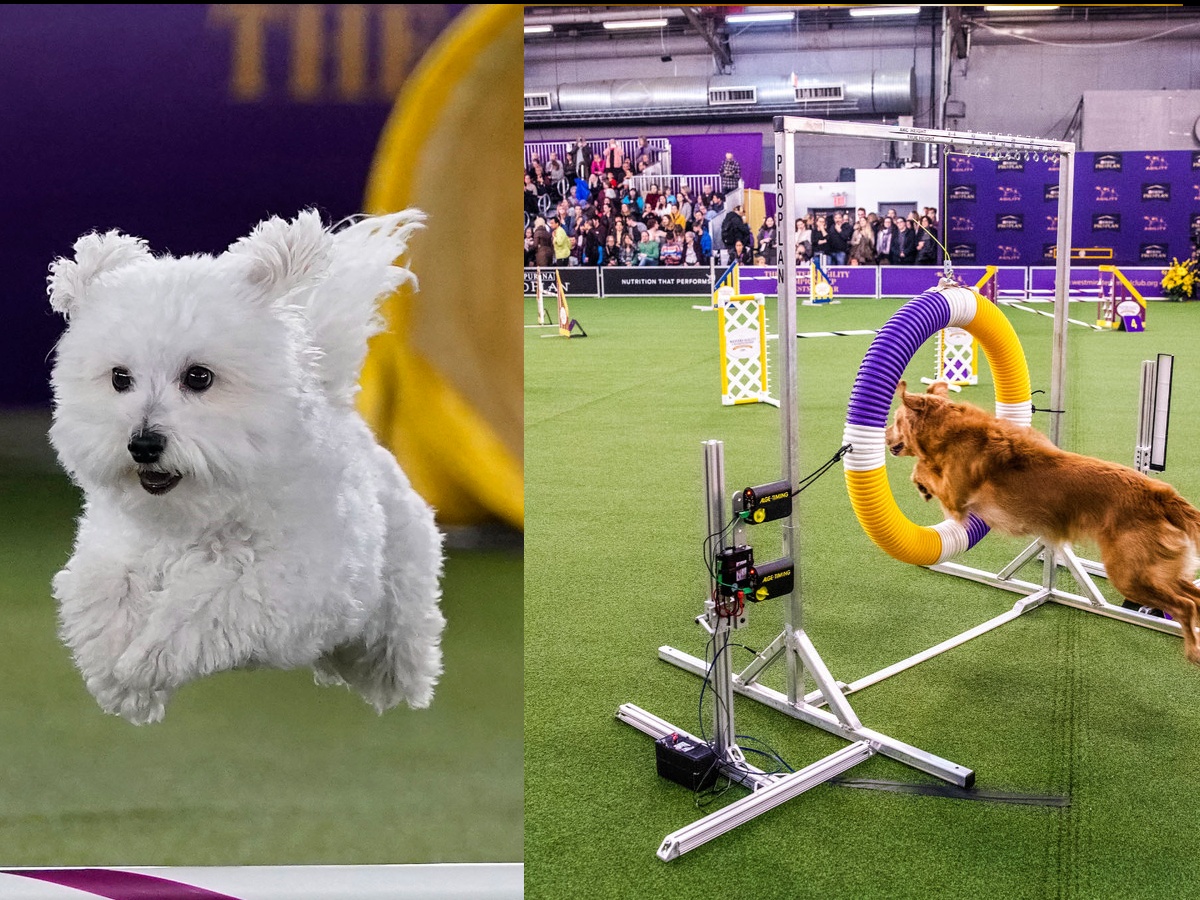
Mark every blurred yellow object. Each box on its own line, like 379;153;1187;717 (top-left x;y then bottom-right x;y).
359;4;523;529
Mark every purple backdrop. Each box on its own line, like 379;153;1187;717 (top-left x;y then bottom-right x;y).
665;133;763;184
1;4;462;407
944;151;1199;268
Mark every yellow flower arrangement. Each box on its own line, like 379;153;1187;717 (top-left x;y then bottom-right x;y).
1162;257;1198;302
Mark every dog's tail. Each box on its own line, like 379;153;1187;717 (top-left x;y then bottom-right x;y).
300;210;424;404
1167;494;1200;550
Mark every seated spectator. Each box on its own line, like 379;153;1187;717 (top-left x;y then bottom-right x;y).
796;217;813;264
644;184;662;213
660;228;683;266
601;234;619;266
682;230;701;266
756;215;778;266
697;221;712;262
619;233;637;266
732;238;754;266
636;232;661;266
677;187;694;225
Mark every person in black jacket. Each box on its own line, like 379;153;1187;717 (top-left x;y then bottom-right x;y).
893;217;918;265
915;215;938;266
824;214;848;265
720;204;754;263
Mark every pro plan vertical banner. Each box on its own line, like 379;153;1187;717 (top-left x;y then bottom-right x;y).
944;151;1198;267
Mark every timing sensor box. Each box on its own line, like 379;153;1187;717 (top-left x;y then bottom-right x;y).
655;733;718;792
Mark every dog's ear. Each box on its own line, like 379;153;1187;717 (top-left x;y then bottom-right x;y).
228;209;333;302
928;380;950;397
895;379;908;400
47;231;150;319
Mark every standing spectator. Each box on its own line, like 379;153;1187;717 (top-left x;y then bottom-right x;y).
894;217;917;265
570;137;593;181
825;214;848;266
836;213;853;265
708;195;729;265
813;215;833;265
876;216;896;264
721;204;753;263
867;212;881;237
533;217;554;268
549;215;571;266
546;152;565;187
697;221;712;263
523;226;536;266
603;139;624;179
756;215;778;266
718;151;741;194
849;218;877;265
915;215;938;265
796;217;813;264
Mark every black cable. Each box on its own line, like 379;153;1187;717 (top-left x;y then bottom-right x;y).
1029;389;1065;416
791;443;853;497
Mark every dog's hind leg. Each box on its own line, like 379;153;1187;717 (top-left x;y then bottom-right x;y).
317;449;445;713
1104;532;1200;664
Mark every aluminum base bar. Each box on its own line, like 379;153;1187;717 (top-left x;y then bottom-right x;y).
659;645;974;787
616;704;776;792
656;741;874;861
840;592;1049;697
929;561;1181;637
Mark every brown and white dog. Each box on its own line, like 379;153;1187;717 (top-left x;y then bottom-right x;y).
886;380;1200;664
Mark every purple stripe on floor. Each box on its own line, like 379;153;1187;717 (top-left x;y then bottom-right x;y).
1;869;242;900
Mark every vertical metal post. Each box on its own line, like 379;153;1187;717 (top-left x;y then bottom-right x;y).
702;440;735;755
1043;146;1074;592
774;119;803;704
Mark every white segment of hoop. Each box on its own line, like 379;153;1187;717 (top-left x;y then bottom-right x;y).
842;424;887;472
995;400;1033;427
942;287;979;328
932;519;972;564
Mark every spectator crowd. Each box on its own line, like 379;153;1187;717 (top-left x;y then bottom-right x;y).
524;136;940;269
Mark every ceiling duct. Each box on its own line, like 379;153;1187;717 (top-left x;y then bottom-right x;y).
524;70;914;125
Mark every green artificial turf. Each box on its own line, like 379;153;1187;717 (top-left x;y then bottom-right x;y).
525;294;1200;899
0;452;522;865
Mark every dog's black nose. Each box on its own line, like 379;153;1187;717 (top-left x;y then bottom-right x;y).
128;431;167;464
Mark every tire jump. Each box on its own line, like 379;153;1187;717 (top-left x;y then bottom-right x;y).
843;286;1032;566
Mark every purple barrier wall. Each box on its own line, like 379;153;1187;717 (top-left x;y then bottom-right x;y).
945;151;1199;269
2;4;462;407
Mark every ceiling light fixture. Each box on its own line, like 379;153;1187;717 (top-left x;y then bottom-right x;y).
848;6;921;17
602;18;669;30
523;24;552;34
985;5;1060;10
727;12;796;25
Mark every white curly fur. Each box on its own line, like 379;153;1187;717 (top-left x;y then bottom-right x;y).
47;210;444;724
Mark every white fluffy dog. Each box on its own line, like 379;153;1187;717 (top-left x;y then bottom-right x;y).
46;210;445;725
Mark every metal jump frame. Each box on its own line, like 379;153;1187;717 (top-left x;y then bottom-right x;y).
618;116;1182;862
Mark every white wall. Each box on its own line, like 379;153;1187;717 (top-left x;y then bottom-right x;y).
792;168;940;219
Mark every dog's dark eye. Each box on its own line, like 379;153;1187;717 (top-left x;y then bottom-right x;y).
182;365;214;392
111;367;133;393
